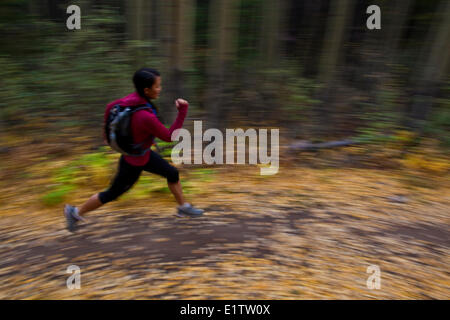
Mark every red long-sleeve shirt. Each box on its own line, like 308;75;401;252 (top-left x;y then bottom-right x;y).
104;92;188;166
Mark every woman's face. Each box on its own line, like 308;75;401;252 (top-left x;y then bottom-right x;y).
144;76;162;100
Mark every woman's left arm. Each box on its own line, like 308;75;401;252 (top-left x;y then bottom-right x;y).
144;101;188;142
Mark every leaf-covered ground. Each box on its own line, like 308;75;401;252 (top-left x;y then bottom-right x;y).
0;146;448;299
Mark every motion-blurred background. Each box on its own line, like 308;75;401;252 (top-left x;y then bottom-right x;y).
0;0;448;299
1;0;449;139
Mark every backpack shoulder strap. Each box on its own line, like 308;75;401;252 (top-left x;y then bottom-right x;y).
129;104;152;113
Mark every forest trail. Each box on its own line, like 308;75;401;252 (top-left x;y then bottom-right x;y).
0;167;448;299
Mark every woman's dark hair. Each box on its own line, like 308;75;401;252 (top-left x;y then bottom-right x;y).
132;67;163;122
133;67;160;98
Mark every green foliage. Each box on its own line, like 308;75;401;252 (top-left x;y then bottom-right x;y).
237;0;264;63
0;56;32;122
354;80;405;144
40;163;79;206
151;186;171;194
40;149;113;206
154;139;176;158
160;149;173;157
190;168;217;182
41;185;75;206
53;166;79;184
283;77;320;121
0;6;163;131
260;62;320;126
79;151;112;168
1;0;448;161
424;83;450;149
156;141;176;148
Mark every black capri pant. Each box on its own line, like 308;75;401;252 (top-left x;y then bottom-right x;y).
98;150;179;204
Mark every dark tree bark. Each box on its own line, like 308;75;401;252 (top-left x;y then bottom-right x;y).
205;0;240;129
409;0;450;132
315;0;354;136
157;0;195;123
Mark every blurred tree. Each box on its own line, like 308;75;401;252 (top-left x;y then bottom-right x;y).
255;0;287;121
291;0;328;78
126;0;145;66
384;0;413;62
409;0;450;133
0;0;449;151
159;0;195;122
318;0;354;87
316;0;355;136
206;0;240;129
258;0;284;67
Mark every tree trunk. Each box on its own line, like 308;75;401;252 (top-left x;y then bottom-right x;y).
256;0;286;123
316;0;354;136
298;0;327;77
126;0;145;67
409;0;450;131
384;0;413;61
158;0;195;123
206;0;240;129
259;0;284;67
317;0;353;86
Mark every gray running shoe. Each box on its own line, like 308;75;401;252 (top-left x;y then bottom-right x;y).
64;204;81;232
177;203;204;218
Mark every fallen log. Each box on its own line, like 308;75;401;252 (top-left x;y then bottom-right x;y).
289;139;360;151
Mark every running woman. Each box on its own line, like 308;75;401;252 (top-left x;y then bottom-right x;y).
64;68;204;232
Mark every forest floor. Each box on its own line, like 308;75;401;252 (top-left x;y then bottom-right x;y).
0;132;449;299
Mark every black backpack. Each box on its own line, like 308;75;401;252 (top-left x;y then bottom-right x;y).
105;103;156;156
